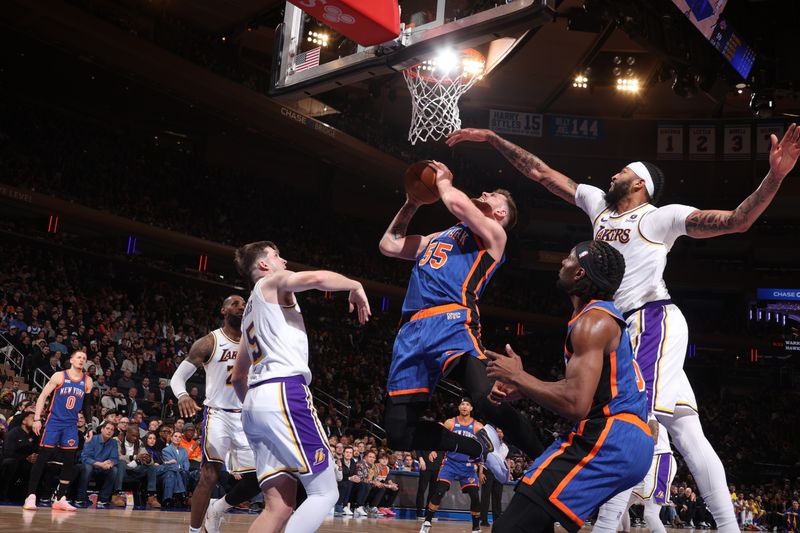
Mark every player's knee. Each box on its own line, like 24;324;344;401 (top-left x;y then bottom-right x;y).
199;462;220;484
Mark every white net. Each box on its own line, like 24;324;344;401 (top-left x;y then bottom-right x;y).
403;50;484;145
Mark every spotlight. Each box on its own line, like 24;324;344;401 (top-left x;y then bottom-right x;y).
572;74;589;88
434;49;458;75
616;78;640;93
749;92;774;118
306;30;330;47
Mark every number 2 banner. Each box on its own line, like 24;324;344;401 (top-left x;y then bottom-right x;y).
689;125;716;160
657;124;684;160
723;124;751;160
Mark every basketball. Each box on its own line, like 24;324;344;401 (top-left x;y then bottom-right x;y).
404;160;440;204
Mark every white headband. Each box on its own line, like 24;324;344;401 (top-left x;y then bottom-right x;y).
626;161;654;198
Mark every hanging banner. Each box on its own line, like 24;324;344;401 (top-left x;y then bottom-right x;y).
722;124;751;160
489;110;543;137
756;124;785;160
657;124;684;160
689;125;716;160
548;115;601;140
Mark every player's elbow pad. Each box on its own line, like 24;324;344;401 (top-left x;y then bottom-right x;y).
170;360;197;399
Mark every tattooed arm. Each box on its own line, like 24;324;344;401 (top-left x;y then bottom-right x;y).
378;196;435;260
686;124;800;239
446;128;578;204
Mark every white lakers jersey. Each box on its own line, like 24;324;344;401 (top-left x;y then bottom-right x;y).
203;328;242;410
575;184;696;313
243;277;312;386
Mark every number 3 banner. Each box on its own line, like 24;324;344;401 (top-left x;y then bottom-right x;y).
657;124;684;160
723;124;751;160
689;125;716;160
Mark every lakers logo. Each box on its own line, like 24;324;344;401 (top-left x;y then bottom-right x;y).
595;225;631;244
656;490;664;500
313;448;326;466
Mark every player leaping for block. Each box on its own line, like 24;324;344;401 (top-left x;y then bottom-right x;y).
379;161;544;482
171;295;261;533
230;241;371;533
447;123;800;533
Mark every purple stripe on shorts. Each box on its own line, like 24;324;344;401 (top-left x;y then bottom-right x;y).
634;303;666;411
283;382;329;476
652;453;673;505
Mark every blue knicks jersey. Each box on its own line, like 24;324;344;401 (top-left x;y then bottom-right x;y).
401;224;504;319
47;370;86;425
444;417;478;467
565;301;647;420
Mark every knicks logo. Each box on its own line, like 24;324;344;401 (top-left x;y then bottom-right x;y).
313;448;327;466
67;439;76;447
595;226;631;244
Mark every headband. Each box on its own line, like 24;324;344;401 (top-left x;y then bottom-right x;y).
626;161;654;198
575;241;617;293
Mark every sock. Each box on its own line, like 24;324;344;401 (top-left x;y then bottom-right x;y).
214;497;233;512
425;508;435;522
55;482;70;499
472;513;480;530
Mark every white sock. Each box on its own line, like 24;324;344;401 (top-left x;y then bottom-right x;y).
284;465;338;533
643;500;666;533
593;489;634;533
215;497;233;512
189;528;202;533
661;410;738;533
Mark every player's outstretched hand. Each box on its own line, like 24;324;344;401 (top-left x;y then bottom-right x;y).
348;284;371;324
32;420;42;436
445;128;493;148
769;123;800;179
428;160;454;188
485;344;524;385
178;394;201;419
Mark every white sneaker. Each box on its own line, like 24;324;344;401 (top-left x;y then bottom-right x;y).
204;498;223;533
343;505;353;516
369;506;384;516
354;506;368;517
23;494;37;510
420;520;432;533
481;425;510;482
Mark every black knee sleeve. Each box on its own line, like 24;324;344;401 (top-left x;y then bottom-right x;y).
429;480;450;507
465;485;480;513
383;397;422;450
59;450;77;482
225;472;260;506
28;447;58;495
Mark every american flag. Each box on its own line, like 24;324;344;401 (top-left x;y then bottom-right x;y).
293;47;321;72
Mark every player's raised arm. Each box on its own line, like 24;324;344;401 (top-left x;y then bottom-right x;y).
172;334;214;418
378;196;434;260
486;311;614;422
685;124;800;239
32;372;64;435
446;128;578;204
430;161;506;255
271;270;371;324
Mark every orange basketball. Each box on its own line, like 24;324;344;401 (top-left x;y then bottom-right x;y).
404;160;440;204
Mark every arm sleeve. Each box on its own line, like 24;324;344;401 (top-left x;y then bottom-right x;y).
638;204;698;248
574;184;608;222
170;360;198;399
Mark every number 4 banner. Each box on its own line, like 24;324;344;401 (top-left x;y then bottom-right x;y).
657;124;684;160
723;125;751;160
689;125;716;160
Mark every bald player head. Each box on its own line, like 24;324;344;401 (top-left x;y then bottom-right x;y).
221;295;246;330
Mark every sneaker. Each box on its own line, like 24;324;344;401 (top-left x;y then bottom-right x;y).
420;520;432;533
473;529;481;533
334;510;346;517
343;505;353;516
369;506;384;517
23;494;37;510
110;494;127;507
52;497;77;511
478;425;509;482
96;500;110;509
382;507;396;517
73;501;92;509
354;506;368;517
146;495;161;509
204;498;223;533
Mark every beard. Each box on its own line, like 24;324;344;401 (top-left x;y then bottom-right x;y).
226;314;243;330
603;179;632;209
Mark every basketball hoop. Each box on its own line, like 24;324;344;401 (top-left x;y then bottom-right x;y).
403;48;485;145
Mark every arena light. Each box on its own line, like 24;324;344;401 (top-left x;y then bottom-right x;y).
616;77;640;93
572;74;588;89
434;49;459;75
307;31;330;47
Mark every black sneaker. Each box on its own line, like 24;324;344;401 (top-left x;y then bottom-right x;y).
96;500;110;509
73;500;91;509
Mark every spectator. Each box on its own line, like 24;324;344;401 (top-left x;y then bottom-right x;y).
335;445;361;516
48;334;68;356
0;411;38;501
353;450;384;517
117;371;137;393
114;426;160;508
156;424;173;451
123;387;140;418
374;452;399;516
101;386;126;412
77;421;125;507
161;430;190;507
177;423;201;471
787;500;799;533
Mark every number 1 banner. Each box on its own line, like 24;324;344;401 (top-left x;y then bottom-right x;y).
723;124;751;160
689;125;716;160
657;124;684;160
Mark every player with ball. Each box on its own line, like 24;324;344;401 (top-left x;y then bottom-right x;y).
379;160;545;482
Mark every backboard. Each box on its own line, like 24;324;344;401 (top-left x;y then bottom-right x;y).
270;0;556;101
